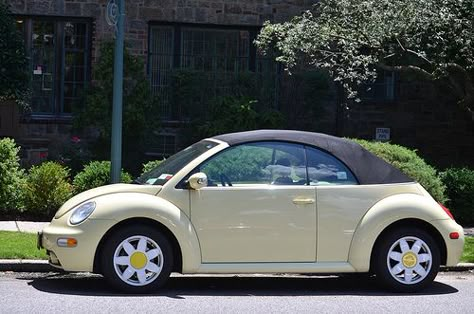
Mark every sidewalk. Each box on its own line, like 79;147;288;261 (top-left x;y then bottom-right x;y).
0;221;473;273
0;221;49;233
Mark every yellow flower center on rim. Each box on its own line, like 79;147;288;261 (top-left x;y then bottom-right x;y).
402;252;417;268
130;252;147;269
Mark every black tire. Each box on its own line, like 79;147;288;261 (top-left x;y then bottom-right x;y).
373;227;440;292
100;225;173;293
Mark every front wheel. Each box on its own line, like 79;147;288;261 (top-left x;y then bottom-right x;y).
373;228;440;292
101;225;173;293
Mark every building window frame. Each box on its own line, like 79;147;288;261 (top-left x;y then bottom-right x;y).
15;15;92;122
360;70;398;103
147;22;277;122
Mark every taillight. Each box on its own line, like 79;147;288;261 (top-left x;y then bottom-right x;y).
438;203;454;220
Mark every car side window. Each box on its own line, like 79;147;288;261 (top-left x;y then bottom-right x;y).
199;142;307;186
305;146;358;185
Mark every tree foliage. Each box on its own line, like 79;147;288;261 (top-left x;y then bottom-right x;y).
0;2;29;103
256;0;474;118
74;41;159;166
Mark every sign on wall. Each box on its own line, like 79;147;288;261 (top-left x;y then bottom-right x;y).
375;128;391;141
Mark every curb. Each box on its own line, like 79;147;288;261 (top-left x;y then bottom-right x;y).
0;260;59;272
440;263;474;272
1;259;473;273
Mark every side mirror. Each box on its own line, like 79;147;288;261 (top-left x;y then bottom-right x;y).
188;172;208;190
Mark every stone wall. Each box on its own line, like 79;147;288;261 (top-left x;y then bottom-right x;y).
6;0;474;170
5;0;320;165
8;0;318;61
341;76;474;169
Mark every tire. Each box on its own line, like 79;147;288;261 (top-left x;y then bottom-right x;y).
100;225;173;293
373;227;440;292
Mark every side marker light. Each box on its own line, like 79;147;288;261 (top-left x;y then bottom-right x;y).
449;232;459;239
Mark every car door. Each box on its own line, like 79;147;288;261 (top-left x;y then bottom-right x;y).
190;141;317;263
303;146;366;262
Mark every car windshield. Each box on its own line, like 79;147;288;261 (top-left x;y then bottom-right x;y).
136;140;219;185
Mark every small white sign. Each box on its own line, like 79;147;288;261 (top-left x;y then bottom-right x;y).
33;66;42;75
375;128;391;141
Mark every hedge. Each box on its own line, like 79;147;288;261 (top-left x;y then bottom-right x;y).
354;139;446;202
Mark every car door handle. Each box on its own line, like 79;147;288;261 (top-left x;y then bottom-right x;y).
292;198;315;205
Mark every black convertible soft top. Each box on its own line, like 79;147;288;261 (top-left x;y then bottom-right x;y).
213;130;412;185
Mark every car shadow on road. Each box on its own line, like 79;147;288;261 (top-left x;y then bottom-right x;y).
22;273;458;298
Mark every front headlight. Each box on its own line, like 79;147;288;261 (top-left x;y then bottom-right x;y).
69;201;96;225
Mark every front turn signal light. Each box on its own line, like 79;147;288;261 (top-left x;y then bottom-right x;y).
57;238;78;247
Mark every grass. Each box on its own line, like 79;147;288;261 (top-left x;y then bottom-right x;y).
0;231;472;263
0;231;48;260
461;237;474;263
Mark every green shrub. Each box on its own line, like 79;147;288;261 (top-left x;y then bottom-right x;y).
73;161;132;194
24;162;72;218
0;2;29;105
0;138;25;210
141;159;164;175
441;168;474;226
354;139;446;202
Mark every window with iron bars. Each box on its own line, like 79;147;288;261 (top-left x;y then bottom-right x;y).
148;23;279;122
360;71;397;103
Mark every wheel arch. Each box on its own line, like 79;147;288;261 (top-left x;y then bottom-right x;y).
369;218;447;272
348;193;448;272
93;217;183;274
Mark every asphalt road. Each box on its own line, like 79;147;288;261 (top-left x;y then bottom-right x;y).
0;271;473;313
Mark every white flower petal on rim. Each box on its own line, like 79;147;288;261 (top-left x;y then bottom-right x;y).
136;269;147;284
121;267;135;280
147;249;160;260
404;269;413;283
115;256;130;266
123;241;135;255
146;261;161;273
389;251;402;262
391;263;404;275
137;238;147;252
399;239;410;253
418;253;431;263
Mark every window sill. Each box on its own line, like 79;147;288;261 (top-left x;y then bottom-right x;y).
20;114;73;124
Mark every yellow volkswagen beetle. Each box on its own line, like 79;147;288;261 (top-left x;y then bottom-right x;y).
38;130;464;293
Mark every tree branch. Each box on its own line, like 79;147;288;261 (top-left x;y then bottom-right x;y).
324;33;373;47
377;63;435;80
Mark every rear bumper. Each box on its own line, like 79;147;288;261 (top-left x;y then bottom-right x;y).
431;219;465;266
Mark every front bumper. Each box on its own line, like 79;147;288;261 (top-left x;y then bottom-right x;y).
38;218;116;272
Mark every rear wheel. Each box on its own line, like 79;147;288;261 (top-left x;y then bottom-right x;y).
101;225;173;293
373;227;440;292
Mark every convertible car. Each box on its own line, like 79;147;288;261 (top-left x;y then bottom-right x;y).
38;130;464;292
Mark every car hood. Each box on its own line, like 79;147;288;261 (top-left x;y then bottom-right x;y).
54;183;162;219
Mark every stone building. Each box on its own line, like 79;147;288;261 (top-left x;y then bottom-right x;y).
0;0;473;169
